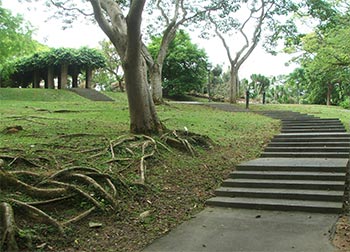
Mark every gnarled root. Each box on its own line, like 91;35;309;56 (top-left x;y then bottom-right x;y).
0;170;67;199
0;202;19;252
10;199;64;234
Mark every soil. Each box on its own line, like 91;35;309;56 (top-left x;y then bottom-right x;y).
333;215;350;251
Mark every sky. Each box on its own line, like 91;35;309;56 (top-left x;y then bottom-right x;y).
2;0;298;80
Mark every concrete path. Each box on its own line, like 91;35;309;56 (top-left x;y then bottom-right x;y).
143;109;347;251
143;207;338;252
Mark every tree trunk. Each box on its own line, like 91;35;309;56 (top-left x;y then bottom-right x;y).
229;66;238;103
327;83;333;106
124;0;163;134
149;64;163;104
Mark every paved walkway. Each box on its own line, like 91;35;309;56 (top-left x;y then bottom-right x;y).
143;208;338;252
143;108;348;251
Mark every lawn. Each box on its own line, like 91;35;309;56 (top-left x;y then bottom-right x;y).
0;88;347;251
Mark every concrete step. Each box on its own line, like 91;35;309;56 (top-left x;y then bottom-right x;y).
206;197;343;213
273;132;350;138
236;158;348;172
214;187;344;202
69;88;114;101
268;142;350;147
222;178;345;190
271;137;350;143
231;171;346;181
282;121;343;126
282;125;344;129
261;151;349;158
281;118;340;123
264;146;350;153
281;128;346;133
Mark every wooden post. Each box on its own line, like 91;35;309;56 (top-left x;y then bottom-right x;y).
85;67;92;89
47;66;54;89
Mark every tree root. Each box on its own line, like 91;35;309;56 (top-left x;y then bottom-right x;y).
62;207;96;226
0;202;19;252
70;173;118;209
0;170;67;199
47;181;105;211
10;199;64;234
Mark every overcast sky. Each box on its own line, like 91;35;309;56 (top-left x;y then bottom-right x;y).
2;0;298;79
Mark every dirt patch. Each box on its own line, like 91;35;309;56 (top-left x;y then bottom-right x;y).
333;215;350;251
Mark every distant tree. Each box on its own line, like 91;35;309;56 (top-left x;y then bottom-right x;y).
93;40;124;91
0;3;45;86
298;12;350;105
249;74;270;98
284;68;308;104
148;30;208;97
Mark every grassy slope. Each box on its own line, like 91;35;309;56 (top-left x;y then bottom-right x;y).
1;89;348;251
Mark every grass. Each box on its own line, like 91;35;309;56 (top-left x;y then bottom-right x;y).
1;88;349;251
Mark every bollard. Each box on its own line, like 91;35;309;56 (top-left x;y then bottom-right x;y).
246;90;250;109
262;91;266;105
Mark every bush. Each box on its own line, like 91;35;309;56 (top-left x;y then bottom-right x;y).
340;97;350;109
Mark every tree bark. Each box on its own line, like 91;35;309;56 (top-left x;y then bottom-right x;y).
124;0;163;134
149;63;163;104
327;83;333;106
229;66;238;104
90;0;163;134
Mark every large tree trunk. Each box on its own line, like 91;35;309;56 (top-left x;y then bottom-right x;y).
124;0;163;134
229;66;238;104
90;0;163;135
149;64;163;104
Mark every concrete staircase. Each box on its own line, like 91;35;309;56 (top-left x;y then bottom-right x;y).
69;88;114;101
207;111;350;213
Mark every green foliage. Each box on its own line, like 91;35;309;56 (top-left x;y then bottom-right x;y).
148;30;208;96
0;3;40;64
92;40;124;91
2;47;106;87
12;47;106;73
339;97;350;109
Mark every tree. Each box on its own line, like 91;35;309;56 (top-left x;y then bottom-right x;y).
249;74;270;98
93;40;124;91
206;0;280;103
43;0;163;134
148;30;208;97
144;0;221;104
296;12;350;106
0;2;44;86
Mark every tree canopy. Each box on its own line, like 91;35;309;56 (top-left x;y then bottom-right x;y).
148;30;208;97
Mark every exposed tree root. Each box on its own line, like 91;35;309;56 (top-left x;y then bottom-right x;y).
0;170;67;199
69;173;118;209
0;202;19;252
62;207;96;226
10;199;64;234
0;131;214;250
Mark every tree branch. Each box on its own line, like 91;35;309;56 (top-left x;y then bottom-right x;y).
50;0;94;16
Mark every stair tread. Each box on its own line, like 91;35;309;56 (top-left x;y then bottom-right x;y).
233;171;346;176
224;178;344;185
207;196;343;208
237;157;348;168
216;187;344;196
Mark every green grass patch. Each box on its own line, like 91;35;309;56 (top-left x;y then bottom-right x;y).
0;88;88;102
